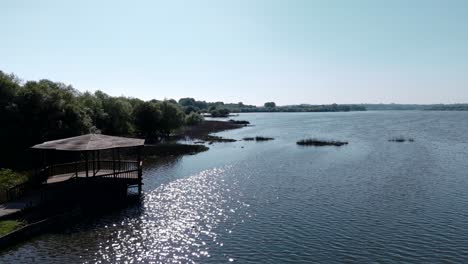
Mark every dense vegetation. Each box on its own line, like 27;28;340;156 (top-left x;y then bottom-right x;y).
0;169;29;191
0;71;203;169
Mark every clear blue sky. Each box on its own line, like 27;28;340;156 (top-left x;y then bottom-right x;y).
2;0;468;105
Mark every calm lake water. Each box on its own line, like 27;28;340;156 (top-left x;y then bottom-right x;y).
2;111;468;263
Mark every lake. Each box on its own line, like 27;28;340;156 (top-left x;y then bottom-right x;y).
2;111;468;263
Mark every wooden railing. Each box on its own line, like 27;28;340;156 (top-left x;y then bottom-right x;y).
0;160;143;204
0;182;31;204
41;160;141;181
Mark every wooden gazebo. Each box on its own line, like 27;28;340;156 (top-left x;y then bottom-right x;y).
31;134;145;195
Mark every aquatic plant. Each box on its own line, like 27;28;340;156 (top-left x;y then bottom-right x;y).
243;136;274;141
296;138;348;146
388;137;415;143
228;119;250;125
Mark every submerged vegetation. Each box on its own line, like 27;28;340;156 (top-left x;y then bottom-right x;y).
388;137;415;143
228;120;250;125
297;138;349;147
243;136;274;141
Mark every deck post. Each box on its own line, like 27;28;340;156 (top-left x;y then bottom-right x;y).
97;150;101;172
117;148;121;171
112;149;116;178
85;151;89;178
74;160;78;177
92;151;95;176
137;146;142;195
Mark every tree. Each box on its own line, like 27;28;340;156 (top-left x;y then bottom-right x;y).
96;92;134;135
185;112;204;126
156;100;185;136
178;97;196;107
133;101;162;141
264;102;276;108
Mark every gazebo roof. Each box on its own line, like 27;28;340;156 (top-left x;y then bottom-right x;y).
31;134;145;151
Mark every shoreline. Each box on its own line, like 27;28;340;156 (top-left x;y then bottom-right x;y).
0;119;247;249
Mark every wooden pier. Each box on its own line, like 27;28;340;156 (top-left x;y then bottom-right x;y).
30;134;145;201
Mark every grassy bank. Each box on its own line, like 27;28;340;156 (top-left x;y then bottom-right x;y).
0;220;25;237
0;169;29;191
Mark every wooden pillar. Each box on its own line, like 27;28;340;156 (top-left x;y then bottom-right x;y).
74;159;78;177
112;149;116;178
91;151;94;176
97;150;101;172
85;151;89;178
117;148;121;171
137;146;142;195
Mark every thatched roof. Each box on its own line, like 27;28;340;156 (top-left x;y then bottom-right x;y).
31;134;145;151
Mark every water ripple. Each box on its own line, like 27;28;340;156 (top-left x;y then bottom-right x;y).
88;166;246;263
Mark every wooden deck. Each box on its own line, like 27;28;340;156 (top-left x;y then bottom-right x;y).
46;169;139;184
41;160;142;185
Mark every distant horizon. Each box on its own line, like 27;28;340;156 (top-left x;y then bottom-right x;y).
2;1;468;105
3;69;468;107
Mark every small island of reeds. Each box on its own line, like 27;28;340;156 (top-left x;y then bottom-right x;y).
243;136;274;142
229;119;250;125
296;138;348;147
388;137;415;143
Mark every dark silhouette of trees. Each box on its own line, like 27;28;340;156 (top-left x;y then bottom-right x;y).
157;100;185;137
0;71;190;169
133;101;161;140
264;102;276;108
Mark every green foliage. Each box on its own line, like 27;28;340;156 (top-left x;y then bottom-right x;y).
0;169;29;190
158;100;186;136
185;112;204;126
0;70;189;169
0;220;25;236
133;101;162;140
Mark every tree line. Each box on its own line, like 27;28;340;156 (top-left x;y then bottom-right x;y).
0;71;203;169
0;70;367;169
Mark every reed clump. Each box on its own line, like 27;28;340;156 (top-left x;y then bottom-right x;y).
243;136;274;141
388;137;415;143
296;138;348;146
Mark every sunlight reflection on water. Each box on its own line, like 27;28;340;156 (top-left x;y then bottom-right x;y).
90;166;247;263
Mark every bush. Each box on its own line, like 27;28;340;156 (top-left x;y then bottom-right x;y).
210;108;230;117
0;169;29;190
